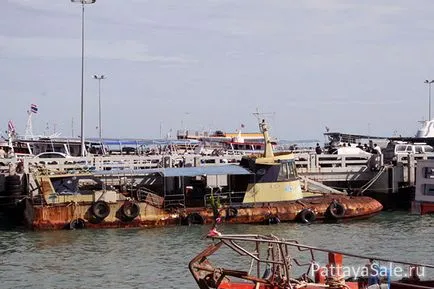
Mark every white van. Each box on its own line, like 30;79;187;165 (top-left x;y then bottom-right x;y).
383;141;434;162
393;143;433;154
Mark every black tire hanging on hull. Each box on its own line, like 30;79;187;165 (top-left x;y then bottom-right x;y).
325;201;346;221
91;201;110;220
69;218;86;230
297;208;316;224
118;202;140;222
181;212;204;225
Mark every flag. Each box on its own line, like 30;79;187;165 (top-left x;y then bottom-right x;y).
30;104;38;114
7;120;15;132
241;124;245;128
325;126;330;132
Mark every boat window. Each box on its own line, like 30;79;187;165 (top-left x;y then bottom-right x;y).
415;146;423;154
256;168;266;176
288;160;297;178
395;145;407;153
424;146;434;153
277;163;288;181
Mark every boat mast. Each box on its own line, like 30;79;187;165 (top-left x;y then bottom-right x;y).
253;108;275;158
259;119;274;158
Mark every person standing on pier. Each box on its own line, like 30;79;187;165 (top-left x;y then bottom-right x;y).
373;144;382;155
0;147;5;158
315;143;323;154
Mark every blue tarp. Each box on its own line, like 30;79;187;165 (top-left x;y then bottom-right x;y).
86;138;200;146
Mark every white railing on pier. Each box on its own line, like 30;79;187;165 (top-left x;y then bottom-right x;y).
13;152;434;177
20;154;243;174
294;153;377;172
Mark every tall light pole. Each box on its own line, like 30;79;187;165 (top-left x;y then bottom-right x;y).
425;80;434;121
71;0;96;156
93;74;105;140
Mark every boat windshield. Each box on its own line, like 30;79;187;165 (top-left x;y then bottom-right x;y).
277;159;298;181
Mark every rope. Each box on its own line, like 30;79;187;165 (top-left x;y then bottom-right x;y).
325;275;350;289
248;256;255;275
356;165;386;195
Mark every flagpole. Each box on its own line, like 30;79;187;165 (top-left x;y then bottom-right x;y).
24;110;34;140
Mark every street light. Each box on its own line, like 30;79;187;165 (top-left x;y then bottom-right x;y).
93;74;105;140
71;0;96;156
425;80;434;120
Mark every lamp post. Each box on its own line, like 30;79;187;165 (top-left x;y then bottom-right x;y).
71;0;96;156
93;74;105;140
425;80;434;121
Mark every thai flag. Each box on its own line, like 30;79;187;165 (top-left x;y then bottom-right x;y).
30;104;38;114
7;120;15;132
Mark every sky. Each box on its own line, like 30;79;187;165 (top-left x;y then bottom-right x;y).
2;0;434;141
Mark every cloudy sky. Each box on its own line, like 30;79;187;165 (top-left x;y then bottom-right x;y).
2;0;434;141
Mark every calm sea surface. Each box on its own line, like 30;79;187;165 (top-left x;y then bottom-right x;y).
0;212;433;289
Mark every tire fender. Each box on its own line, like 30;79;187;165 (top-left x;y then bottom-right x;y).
326;201;346;219
91;201;110;220
297;208;316;223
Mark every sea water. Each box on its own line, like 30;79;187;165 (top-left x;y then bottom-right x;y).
0;212;433;289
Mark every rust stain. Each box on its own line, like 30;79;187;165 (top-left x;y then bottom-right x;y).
30;194;382;230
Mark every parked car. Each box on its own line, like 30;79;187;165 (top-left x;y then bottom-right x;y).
33;152;73;165
383;141;434;163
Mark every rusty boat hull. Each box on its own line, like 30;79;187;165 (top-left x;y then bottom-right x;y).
27;194;382;230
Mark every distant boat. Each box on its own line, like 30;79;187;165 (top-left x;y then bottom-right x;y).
0;136;84;157
323;131;389;153
390;119;434;147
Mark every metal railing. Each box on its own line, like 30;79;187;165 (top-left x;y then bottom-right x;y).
203;191;245;208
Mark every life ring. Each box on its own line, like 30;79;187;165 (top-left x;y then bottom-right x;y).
120;202;140;221
69;218;85;230
226;207;238;219
326;201;346;219
91;201;110;220
187;212;204;225
297;208;316;224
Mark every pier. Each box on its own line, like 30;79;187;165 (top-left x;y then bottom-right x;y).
1;151;433;209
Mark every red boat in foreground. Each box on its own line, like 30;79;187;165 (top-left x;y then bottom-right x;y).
189;234;434;289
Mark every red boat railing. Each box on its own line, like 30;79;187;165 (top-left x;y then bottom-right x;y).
189;234;434;289
214;234;434;269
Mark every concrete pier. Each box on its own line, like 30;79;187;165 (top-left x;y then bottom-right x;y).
1;152;432;211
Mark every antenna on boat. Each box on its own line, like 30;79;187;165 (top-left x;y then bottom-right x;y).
252;108;275;124
253;108;276;158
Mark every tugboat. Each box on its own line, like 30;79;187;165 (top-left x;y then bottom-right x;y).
189;234;434;289
2;120;382;230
